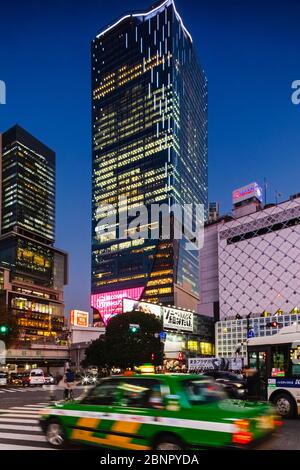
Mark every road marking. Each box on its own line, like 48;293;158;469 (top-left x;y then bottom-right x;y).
0;413;39;419
0;432;46;442
24;405;46;408
0;424;41;431
0;409;40;414
0;418;39;424
0;443;54;450
11;407;44;411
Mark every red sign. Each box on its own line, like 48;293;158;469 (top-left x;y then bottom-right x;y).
91;287;143;325
70;310;89;327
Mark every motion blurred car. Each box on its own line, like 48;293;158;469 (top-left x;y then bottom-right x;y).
44;373;55;385
80;374;99;386
201;371;248;399
9;373;24;386
0;372;7;386
39;374;280;450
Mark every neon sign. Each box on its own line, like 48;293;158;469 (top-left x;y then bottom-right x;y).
232;182;262;204
91;287;143;324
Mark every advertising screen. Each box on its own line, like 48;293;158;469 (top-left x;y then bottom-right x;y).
123;298;161;317
162;306;194;332
91;287;143;324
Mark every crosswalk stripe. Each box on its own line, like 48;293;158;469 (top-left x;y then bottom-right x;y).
0;418;39;424
0;413;39;419
0;424;41;431
24;405;46;408
0;409;40;414
0;443;54;450
0;432;46;442
11;407;44;411
0;402;55;451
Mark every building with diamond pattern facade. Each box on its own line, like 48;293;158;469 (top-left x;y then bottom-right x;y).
218;195;300;320
199;189;300;359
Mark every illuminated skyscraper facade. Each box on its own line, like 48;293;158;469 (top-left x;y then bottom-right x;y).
1;125;55;242
0;125;68;357
91;0;208;325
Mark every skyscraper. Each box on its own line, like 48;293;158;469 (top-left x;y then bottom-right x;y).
0;125;68;368
91;0;208;325
1;125;55;242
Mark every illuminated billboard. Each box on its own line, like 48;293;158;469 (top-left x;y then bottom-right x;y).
232;182;263;205
123;298;161;317
70;310;89;328
91;287;143;325
163;306;194;332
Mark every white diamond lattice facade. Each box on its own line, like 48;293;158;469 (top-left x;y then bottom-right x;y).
218;196;300;319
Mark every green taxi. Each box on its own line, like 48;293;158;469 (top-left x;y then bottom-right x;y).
39;374;280;450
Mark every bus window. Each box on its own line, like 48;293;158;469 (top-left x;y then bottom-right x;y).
290;342;300;377
271;345;287;377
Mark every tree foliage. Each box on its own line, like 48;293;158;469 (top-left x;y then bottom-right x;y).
82;312;164;369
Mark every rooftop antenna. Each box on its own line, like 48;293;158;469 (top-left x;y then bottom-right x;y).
264;177;268;206
275;190;283;205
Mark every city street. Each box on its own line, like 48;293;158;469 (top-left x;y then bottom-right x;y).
0;387;299;450
0;386;86;450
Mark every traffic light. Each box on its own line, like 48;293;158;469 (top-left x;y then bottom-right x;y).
267;321;279;328
0;325;9;335
151;353;155;361
129;323;140;334
178;352;183;361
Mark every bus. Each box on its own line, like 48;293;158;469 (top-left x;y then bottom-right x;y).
247;323;300;418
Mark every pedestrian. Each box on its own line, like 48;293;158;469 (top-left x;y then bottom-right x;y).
243;367;260;400
64;368;75;400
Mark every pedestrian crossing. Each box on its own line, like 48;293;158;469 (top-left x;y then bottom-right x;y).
0;387;49;394
0;403;55;450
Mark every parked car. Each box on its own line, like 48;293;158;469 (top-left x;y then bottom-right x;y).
0;372;7;386
201;370;247;399
39;374;280;450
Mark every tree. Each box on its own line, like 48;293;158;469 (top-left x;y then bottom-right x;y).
81;335;108;369
82;312;164;370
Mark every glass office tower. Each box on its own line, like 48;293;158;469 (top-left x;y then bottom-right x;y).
0;125;68;349
1;125;55;243
91;0;208;324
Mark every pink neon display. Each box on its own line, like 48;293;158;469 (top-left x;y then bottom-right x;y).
91;287;144;324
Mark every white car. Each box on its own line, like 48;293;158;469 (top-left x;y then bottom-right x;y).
0;372;7;386
23;369;45;387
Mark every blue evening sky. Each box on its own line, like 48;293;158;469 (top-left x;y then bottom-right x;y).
0;0;299;316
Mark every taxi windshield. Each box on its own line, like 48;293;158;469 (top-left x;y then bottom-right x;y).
183;379;226;405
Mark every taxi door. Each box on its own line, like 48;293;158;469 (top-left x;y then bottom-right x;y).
69;378;121;447
108;377;166;450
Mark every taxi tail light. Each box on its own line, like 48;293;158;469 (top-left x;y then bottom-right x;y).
274;419;282;427
232;419;253;445
232;432;253;445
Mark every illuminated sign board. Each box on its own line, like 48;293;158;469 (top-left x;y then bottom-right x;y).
70;310;89;328
123;299;161;317
163;306;193;332
91;287;143;325
232;182;263;205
